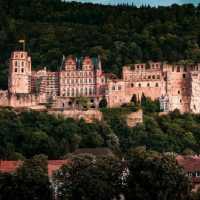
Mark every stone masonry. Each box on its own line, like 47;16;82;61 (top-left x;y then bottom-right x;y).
1;50;200;113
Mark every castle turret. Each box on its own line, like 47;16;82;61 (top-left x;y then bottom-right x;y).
8;51;31;94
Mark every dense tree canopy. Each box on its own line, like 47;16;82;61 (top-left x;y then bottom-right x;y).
0;0;200;88
125;149;192;200
52;151;192;200
0;107;200;159
53;154;123;200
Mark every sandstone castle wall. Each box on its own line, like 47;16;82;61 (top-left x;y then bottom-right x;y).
1;50;200;113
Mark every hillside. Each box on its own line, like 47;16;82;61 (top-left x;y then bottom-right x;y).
0;0;200;89
0;107;199;160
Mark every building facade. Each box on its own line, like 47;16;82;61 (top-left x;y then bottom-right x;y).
1;50;200;113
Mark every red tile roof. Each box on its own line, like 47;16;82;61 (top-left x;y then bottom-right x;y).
48;160;70;176
176;155;200;172
0;161;22;173
0;160;70;177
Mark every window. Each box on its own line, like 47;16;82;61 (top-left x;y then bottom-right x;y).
15;68;17;72
118;85;121;90
112;86;115;91
131;83;134;88
15;61;17;66
178;90;180;94
177;67;180;72
138;83;141;87
80;88;83;95
89;88;92;95
155;83;159;87
152;75;155;79
67;89;70;96
85;88;88;95
157;75;160;79
183;74;186;78
148;76;151;79
147;83;150;87
21;68;24;73
21;62;24;67
184;66;187;72
71;88;74;96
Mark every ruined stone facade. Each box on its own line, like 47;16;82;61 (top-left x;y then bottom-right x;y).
1;50;200;113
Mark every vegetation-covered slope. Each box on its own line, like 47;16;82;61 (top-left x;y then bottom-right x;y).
0;108;200;160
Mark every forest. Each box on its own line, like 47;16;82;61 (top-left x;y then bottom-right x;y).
0;0;200;89
0;107;199;160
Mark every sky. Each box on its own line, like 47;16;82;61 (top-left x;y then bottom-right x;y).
64;0;200;6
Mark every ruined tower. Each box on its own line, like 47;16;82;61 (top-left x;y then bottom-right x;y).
8;51;32;94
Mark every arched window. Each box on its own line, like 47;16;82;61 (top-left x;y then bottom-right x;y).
138;83;141;87
147;83;150;87
155;83;159;87
177;66;180;72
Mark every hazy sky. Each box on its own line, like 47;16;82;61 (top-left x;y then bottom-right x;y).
64;0;199;6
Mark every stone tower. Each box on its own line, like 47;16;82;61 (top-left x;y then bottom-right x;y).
8;51;32;94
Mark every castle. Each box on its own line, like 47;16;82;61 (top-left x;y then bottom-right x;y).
1;50;200;113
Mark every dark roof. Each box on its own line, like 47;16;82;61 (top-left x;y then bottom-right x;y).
73;148;114;157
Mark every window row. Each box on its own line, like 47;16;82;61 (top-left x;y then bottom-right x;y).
112;85;122;91
131;83;159;88
14;61;25;67
62;87;96;97
172;66;187;72
62;78;94;84
14;68;24;73
63;71;94;77
129;74;160;80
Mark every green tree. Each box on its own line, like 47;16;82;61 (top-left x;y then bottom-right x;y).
53;154;123;200
125;150;192;200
